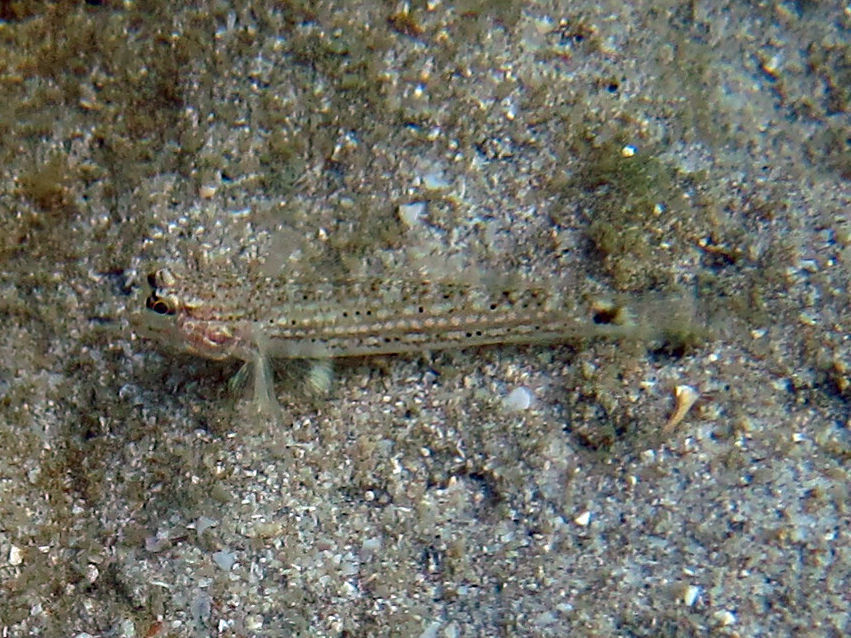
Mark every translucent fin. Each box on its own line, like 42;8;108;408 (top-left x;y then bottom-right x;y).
304;358;334;396
276;357;335;398
252;351;280;415
227;354;281;417
228;360;252;397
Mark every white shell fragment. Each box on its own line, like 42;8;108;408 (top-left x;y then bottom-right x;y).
683;584;700;606
713;610;736;626
8;544;23;566
574;510;591;526
398;202;427;228
503;386;534;411
422;169;450;190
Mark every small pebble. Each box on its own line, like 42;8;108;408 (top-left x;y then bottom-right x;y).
713;610;736;626
398;202;426;227
145;533;170;553
191;591;212;623
9;544;23;566
422;170;449;190
683;584;700;606
574;510;591;526
503;386;533;411
212;549;236;571
419;620;441;638
195;516;217;535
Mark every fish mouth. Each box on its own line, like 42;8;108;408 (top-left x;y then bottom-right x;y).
129;308;187;352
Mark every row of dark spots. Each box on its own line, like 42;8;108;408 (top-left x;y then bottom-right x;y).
462;323;544;339
266;311;379;327
299;335;405;345
284;324;546;344
337;305;431;319
293;325;546;343
341;309;374;318
433;290;546;311
286;290;549;326
491;290;546;311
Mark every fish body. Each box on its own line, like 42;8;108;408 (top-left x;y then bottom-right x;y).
137;268;598;363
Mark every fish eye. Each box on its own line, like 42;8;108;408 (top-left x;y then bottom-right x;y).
147;268;176;290
146;292;177;316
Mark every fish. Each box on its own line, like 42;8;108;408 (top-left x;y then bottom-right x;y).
132;266;641;408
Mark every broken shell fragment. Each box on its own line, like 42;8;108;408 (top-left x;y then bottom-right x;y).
664;384;699;431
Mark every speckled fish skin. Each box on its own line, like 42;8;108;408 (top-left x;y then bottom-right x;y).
138;267;603;364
